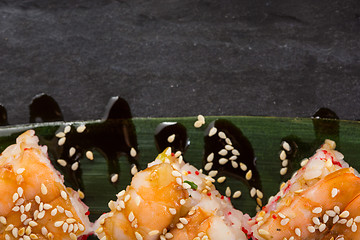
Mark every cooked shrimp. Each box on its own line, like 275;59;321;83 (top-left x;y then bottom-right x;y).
250;140;360;240
0;130;91;240
95;148;249;240
95;149;188;240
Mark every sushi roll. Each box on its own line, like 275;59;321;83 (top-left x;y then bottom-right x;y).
95;148;248;240
0;130;91;240
249;139;360;240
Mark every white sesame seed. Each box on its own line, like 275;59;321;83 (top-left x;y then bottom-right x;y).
232;149;240;156
149;230;160;236
131;165;138;176
69;147;76;157
282;160;288;167
135;231;143;240
323;214;329;223
231;161;238;168
282;141;291;151
354;216;360;222
167;134;176;143
51;208;57;216
208;170;218;177
179;218;188;225
218;149;228;156
165;232;173;239
279;150;287;160
204;162;213;171
225;187;231;197
12;193;19;203
16;168;25;174
225;138;232;145
55;221;64;227
250;188;256;197
325;158;333;168
128;212;135;222
245;170;252;180
12;227;18;238
64;125;71;133
130;148;137;157
41;184;48;195
237;163;246;172
218;131;226;139
182;183;191;189
217;176;226;183
307;225;315;233
85;151;94;160
333;215;340;224
207;153;214;162
233;191;241;198
38;210;45;219
347;218;354;227
229;155;237;161
194;121;202;128
58;137;66;146
197;115;205;124
25;203;31;212
63;222;69;232
352;223;357;232
338;219;347;224
278;212;286;218
258;229;270;237
111;174;119;183
169;208;177;215
334;206;340;214
57;159;67;167
176;223;184;229
29;221;37;227
12;206;20;212
280;167;287;175
76;125;86;133
219;158;228;165
300;158;309;167
312;207;322;214
326;210;336;217
225;145;234;150
340;211;350;218
0;216;6;225
280;218;289;226
56;132;65;138
71;162;79;171
331;188;339;198
319;223;326;232
295;228;301;236
41;227;48;236
313;217;320;225
208;127;217;137
61;190;68;200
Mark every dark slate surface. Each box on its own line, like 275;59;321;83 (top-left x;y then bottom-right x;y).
0;0;359;124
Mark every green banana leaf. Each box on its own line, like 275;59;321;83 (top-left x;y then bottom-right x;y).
0;116;359;239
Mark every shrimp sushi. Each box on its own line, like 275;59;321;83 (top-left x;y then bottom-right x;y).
249;139;360;240
95;148;248;240
0;130;91;240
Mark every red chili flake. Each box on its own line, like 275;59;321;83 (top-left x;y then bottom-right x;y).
323;150;328;154
272;214;277;219
187;171;191;174
221;195;224;199
85;211;90;216
228;212;232;215
195;171;199;175
24;148;30;151
171;153;175;156
207;192;211;196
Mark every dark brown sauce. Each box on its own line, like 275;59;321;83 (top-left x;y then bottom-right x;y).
154;122;190;154
29;93;64;123
204;119;262;191
0;104;8;126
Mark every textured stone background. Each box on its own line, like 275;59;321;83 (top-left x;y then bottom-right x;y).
0;0;359;124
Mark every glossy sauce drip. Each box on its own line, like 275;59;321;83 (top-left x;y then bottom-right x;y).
203;119;262;191
43;96;139;191
29;93;64;122
0;104;8;126
312;107;340;144
154;122;189;154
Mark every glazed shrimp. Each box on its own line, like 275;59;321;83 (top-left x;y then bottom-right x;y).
250;140;360;240
0;130;91;240
95;148;249;240
95;149;188;240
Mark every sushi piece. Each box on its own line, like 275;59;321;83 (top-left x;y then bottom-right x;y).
250;139;360;240
95;148;248;240
0;130;91;240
